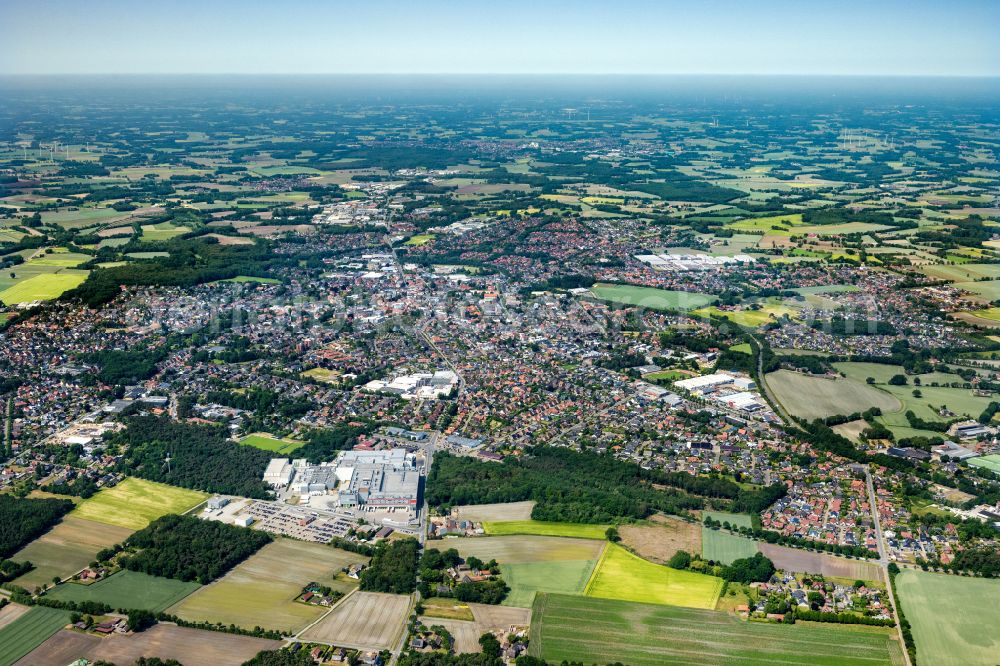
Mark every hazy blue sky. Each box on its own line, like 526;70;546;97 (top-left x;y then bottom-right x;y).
1;0;998;76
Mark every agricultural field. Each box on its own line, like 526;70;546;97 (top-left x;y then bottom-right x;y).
444;534;606;608
301;367;341;383
299;591;410;651
0;271;88;306
140;221;190;241
15;624;281;666
618;515;701;565
528;593;903;666
894;570;1000;666
454;501;535;522
9;516;134;590
168;538;366;633
765;369;900;420
215;275;281;284
405;233;435;245
692;302;797;327
482;520;609;539
47;570;200;612
584;543;722;609
757;544;882;581
239;432;305;455
0;606;72;666
590;283;716;312
418;603;531;654
725;213;803;233
919;263;1000;282
71;477;208;530
702;529;758;565
702;511;753;529
967;454;1000;474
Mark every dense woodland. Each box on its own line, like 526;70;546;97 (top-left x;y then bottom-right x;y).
117;514;272;584
359;537;420;594
0;495;74;559
428;447;783;523
114;415;273;498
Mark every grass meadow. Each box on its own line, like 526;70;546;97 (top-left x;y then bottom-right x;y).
894;570;1000;666
590;283;716;312
48;570;200;612
239;433;305;455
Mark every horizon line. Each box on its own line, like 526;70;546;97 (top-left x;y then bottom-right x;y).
1;72;999;79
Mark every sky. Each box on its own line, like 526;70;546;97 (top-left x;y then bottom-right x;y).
1;0;998;77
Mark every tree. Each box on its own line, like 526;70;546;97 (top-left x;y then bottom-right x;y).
605;527;620;542
479;633;502;658
668;550;692;570
888;374;907;386
127;608;157;632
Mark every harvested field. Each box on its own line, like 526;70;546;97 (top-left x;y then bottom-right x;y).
766;370;900;420
418;604;531;655
832;419;869;443
454;501;535;522
169;539;366;634
618;515;701;564
421;604;531;654
443;535;605;564
9;516;134;590
0;603;30;632
16;624;281;666
300;591;410;651
528;593;903;666
758;543;882;581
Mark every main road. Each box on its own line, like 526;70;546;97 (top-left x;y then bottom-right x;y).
865;469;912;666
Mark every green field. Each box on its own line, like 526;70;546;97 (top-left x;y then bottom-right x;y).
894;570;1000;666
701;512;758;564
702;511;753;529
219;275;281;284
0;271;88;305
404;233;435;246
584;543;722;609
590;283;716;312
529;593;902;666
140;222;190;241
0;606;73;666
832;361;995;435
47;570;200;612
725;213;803;234
71;477;209;530
443;535;606;607
500;559;600;608
968;454;1000;474
692;303;797;327
702;529;759;565
766;370;900;421
482;520;610;539
239;433;305;455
